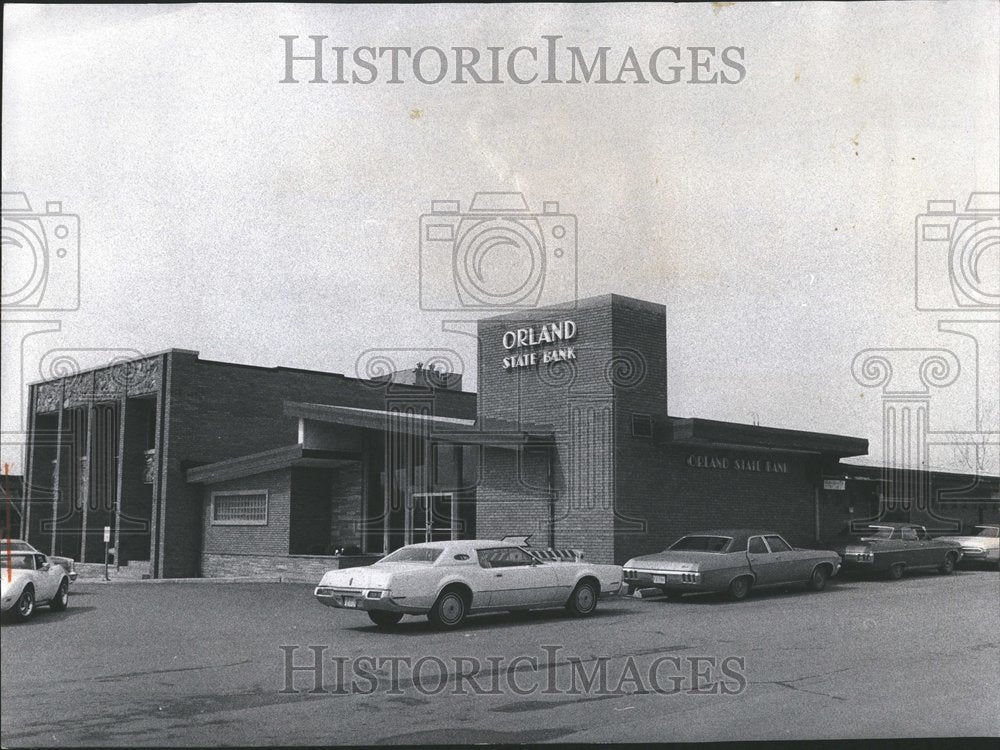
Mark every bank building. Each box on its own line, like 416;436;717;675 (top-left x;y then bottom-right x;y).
16;294;1000;579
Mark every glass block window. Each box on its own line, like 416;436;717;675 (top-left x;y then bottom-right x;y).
211;491;268;525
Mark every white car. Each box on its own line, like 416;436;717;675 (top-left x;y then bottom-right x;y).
1;539;77;582
1;551;71;621
936;525;1000;568
314;540;623;629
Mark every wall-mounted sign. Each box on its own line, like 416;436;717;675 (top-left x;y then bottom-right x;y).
823;479;846;491
686;454;789;474
502;320;577;370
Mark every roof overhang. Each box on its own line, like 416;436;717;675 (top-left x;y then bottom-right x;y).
186;445;361;485
284;401;554;447
665;418;868;458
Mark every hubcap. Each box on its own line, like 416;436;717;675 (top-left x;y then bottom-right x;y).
577;586;595;611
19;592;33;616
441;595;463;623
733;580;747;597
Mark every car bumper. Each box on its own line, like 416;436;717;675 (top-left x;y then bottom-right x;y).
314;586;415;613
958;548;994;561
623;569;708;591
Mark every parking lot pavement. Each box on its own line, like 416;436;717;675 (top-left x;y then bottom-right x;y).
2;568;998;745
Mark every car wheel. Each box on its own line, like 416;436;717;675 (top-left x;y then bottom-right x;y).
367;610;403;628
727;576;751;601
49;579;70;611
566;580;599;617
807;566;829;591
428;588;468;629
938;553;956;575
888;562;905;580
13;586;35;621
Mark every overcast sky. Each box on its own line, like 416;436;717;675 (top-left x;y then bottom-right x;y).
3;2;998;474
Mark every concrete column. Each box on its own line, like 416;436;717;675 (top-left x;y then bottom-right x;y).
49;382;66;556
80;398;96;563
114;395;127;570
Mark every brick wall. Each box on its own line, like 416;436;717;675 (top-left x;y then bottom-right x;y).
162;350;475;577
201;552;377;582
200;469;291;562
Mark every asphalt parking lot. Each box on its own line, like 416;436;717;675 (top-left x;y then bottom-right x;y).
2;567;998;746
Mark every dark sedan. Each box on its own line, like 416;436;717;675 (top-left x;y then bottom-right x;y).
831;523;962;580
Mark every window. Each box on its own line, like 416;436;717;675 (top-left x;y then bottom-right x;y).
631;413;653;438
381;546;443;564
901;528;918;542
211;491;268;525
765;535;792;552
747;537;768;554
478;547;535;569
670;535;732;553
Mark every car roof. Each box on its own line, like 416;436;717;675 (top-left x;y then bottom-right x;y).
975;524;1000;529
396;540;518;552
866;523;924;530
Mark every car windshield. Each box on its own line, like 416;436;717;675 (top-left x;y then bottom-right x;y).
864;527;895;540
976;527;999;538
669;536;731;553
0;553;33;570
380;546;444;564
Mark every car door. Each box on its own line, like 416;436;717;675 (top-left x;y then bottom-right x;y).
746;535;785;586
763;535;809;582
478;547;557;607
33;554;60;601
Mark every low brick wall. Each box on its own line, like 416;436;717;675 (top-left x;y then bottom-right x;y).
201;553;380;582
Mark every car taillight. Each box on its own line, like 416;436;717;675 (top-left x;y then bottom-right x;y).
366;590;383;599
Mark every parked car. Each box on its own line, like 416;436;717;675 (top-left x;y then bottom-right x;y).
1;539;77;582
622;529;841;601
934;525;1000;569
832;523;963;579
314;540;623;629
1;551;71;621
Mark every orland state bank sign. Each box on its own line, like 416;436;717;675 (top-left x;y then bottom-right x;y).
687;454;790;474
501;320;577;370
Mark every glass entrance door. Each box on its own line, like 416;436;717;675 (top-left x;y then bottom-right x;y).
408;493;455;545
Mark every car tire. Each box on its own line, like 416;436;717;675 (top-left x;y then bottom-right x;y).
13;586;35;621
938;553;956;575
367;610;403;628
726;576;751;601
807;566;829;592
566;580;599;617
49;579;69;611
888;562;905;580
428;588;468;630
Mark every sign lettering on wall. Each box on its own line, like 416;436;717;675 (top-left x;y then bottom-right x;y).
686;454;790;474
823;479;846;491
501;320;577;371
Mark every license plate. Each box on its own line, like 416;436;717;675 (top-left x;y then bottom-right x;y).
342;598;357;608
653;575;666;584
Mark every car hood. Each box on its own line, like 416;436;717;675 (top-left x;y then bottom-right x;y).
624;551;735;570
318;562;430;588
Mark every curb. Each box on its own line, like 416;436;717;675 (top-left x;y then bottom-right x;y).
74;576;314;585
